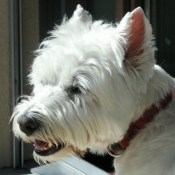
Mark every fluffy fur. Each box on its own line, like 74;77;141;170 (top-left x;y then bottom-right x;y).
12;5;175;174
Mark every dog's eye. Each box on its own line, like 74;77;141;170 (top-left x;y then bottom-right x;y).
66;86;82;95
70;86;81;94
66;85;87;98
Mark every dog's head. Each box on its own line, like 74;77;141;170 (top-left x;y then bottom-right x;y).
11;5;155;164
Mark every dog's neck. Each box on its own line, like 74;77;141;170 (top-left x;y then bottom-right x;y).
133;66;174;119
119;91;173;148
108;90;173;157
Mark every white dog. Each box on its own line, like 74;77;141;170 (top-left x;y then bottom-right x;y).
12;5;175;175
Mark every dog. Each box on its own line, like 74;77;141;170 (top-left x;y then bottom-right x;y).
11;5;175;175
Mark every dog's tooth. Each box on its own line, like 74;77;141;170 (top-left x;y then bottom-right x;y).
48;142;52;147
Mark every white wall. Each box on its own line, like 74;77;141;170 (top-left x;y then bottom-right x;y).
0;0;11;168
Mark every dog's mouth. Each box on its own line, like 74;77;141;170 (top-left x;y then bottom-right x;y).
33;139;64;156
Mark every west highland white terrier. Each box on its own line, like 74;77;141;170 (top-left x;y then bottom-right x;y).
11;5;175;175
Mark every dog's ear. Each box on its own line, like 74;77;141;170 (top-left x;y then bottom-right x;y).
71;4;92;23
124;7;146;59
117;7;154;65
115;7;156;92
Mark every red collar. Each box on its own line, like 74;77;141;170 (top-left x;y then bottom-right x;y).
107;91;173;157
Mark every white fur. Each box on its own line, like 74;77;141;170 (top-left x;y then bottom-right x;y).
12;5;175;174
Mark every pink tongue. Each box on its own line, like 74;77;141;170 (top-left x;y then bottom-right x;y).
34;139;48;149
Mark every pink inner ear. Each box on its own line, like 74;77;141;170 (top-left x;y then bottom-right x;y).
126;8;145;59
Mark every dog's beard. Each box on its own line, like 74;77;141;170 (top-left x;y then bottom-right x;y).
33;144;85;165
13;119;86;165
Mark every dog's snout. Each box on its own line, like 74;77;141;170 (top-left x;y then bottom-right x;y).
17;114;39;136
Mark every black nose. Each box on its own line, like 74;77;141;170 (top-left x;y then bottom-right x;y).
17;114;39;136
